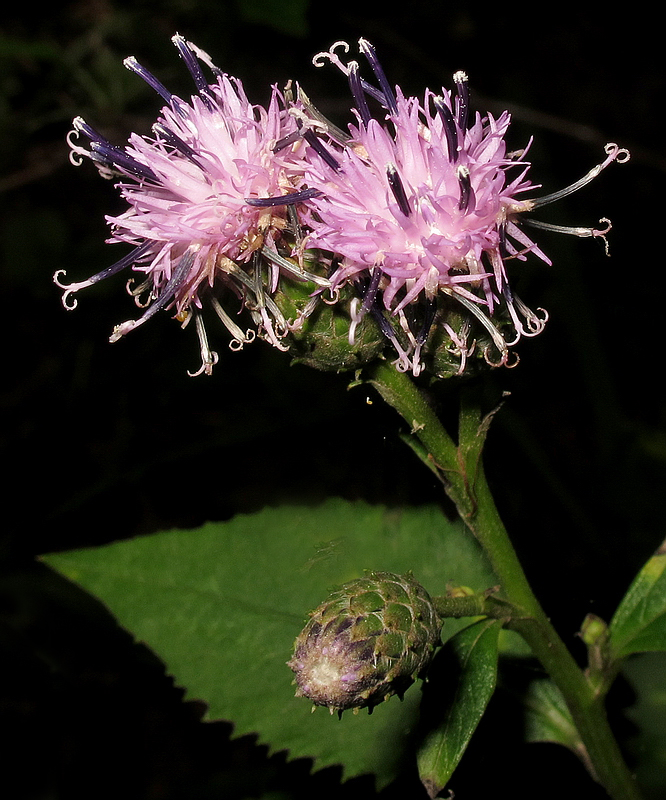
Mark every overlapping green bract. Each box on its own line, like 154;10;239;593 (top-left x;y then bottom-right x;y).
288;571;440;713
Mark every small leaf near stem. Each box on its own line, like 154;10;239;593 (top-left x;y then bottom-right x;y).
598;548;666;696
523;677;595;777
417;618;502;798
609;551;666;659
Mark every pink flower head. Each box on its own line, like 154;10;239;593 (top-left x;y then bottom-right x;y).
56;35;319;375
295;40;629;375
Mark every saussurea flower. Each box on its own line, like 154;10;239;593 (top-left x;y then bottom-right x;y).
56;34;324;375
292;40;629;376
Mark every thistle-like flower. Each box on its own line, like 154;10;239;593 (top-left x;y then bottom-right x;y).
57;35;628;379
294;40;629;376
55;35;322;375
288;571;440;714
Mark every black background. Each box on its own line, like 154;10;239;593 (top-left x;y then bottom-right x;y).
1;2;663;798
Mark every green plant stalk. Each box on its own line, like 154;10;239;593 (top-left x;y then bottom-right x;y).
368;360;642;800
432;593;489;619
432;591;516;621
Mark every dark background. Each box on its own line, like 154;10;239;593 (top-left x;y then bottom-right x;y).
1;2;663;798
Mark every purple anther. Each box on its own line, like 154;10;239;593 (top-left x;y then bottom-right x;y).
386;164;411;216
358;38;398;116
152;123;201;163
348;61;372;126
244;187;323;207
303;129;341;172
124;57;175;106
457;165;474;212
89;141;159;182
453;71;469;132
172;34;214;106
416;295;437;346
361;266;383;313
432;96;459;163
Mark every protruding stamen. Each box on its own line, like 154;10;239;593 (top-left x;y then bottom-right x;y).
348;61;372;126
88;140;159;182
183;39;224;78
210;296;255;349
457;165;474;212
502;285;548;342
188;312;219;376
386;164;411;216
70;117;154;179
273;129;304;152
110;249;195;341
261;246;331;287
152;123;201;163
361;266;383;314
443;287;509;365
370;306;412;372
124;56;175;105
53;241;154;310
453;71;469;132
498;222;508;258
172;34;207;92
432;96;459;162
303;129;341;172
67;118;116;170
348;297;362;345
312;41;351;72
416;295;437;346
523;216;613;255
529;143;630;209
171;34;214;108
71;116;115;147
443;319;474;376
358;38;398;116
395;307;423;375
244;187;323;207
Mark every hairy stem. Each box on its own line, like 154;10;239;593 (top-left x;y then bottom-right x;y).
368;360;642;800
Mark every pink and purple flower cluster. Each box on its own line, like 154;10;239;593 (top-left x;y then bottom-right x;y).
56;36;628;376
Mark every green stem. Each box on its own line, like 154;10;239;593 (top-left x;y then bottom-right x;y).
432;593;489;619
432;591;515;621
368;360;642;800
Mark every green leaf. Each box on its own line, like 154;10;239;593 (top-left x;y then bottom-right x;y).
523;677;582;752
416;618;501;798
43;499;496;788
622;652;666;798
609;552;666;658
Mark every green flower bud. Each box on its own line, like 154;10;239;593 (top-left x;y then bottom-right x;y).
287;571;441;714
275;275;385;372
580;613;608;648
